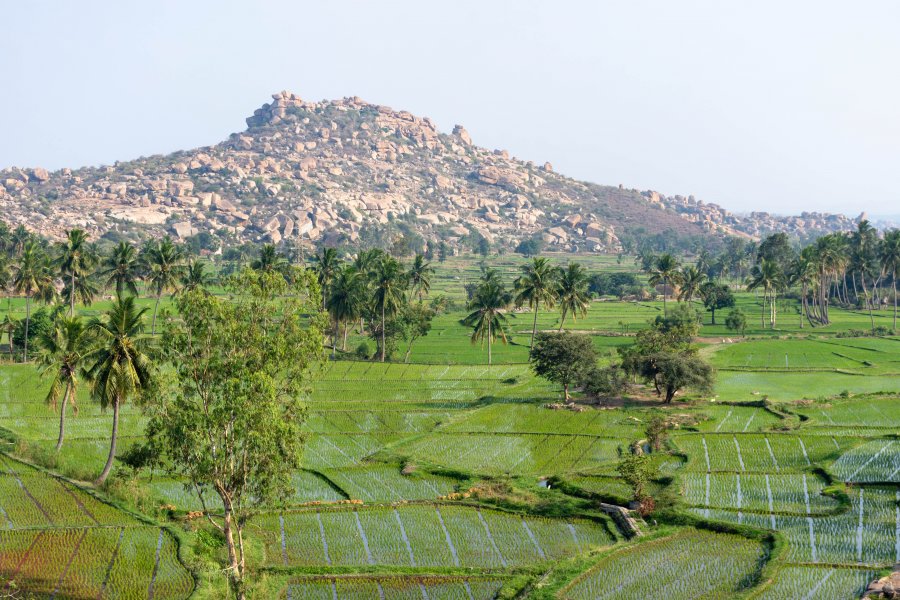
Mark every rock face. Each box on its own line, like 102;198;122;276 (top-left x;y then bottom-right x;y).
866;567;900;599
0;90;858;250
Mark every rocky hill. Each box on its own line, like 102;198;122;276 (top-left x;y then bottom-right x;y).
0;91;861;253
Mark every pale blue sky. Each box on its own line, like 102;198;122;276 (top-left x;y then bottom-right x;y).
2;1;898;216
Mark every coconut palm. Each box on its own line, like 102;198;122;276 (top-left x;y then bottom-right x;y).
181;259;212;293
371;257;407;362
312;248;342;311
879;229;900;328
746;258;786;329
461;278;512;366
37;316;88;450
55;229;97;316
514;257;559;348
12;241;58;362
327;267;366;356
677;265;706;303
142;237;184;334
99;241;140;298
251;244;291;279
82;296;153;485
556;262;590;331
407;254;434;302
647;254;683;313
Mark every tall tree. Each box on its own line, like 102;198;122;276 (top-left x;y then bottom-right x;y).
312;247;342;311
82;296;153;485
327;266;366;355
647;254;682;314
99;241;140;298
880;229;900;329
371;257;407;362
56;229;97;316
251;244;291;279
150;269;324;600
181;259;212;294
12;241;57;362
407;254;434;302
514;257;559;348
461;275;511;366
37;316;87;450
746;258;786;329
677;265;706;303
556;262;590;331
143;237;184;334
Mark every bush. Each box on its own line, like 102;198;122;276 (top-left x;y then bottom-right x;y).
355;341;373;360
580;364;627;400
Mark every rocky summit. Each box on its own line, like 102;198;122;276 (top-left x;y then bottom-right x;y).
0;91;860;251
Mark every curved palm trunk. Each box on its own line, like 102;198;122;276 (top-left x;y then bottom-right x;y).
332;319;338;359
531;305;539;348
96;398;120;485
56;384;71;451
558;307;567;332
380;303;386;363
663;277;668;314
23;295;31;363
487;317;492;366
151;292;162;335
893;280;898;329
70;271;76;317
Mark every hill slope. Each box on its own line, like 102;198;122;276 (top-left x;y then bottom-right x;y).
0;91;858;252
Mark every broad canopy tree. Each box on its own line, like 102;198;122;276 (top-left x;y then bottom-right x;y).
148;268;325;600
529;332;597;400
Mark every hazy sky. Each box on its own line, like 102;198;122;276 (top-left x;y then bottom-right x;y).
2;1;898;216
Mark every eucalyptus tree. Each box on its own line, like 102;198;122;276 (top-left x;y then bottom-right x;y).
647;253;682;313
142;236;184;334
56;229;97;316
99;241;141;298
514;257;559;348
462;275;512;366
407;253;434;302
371;256;407;362
37;316;88;450
746;258;786;329
12;241;57;361
556;262;591;331
82;296;154;485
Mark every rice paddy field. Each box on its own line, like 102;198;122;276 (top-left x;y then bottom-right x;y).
0;253;898;598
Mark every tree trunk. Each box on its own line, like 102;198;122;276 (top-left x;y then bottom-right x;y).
70;271;76;317
332;319;338;360
563;382;570;401
558;308;566;332
894;281;897;330
710;308;716;325
761;292;766;328
151;292;162;335
380;303;386;362
487;318;492;366
530;305;539;348
56;383;70;451
663;277;668;314
664;385;675;403
95;398;119;485
342;323;348;351
23;295;31;363
222;500;245;600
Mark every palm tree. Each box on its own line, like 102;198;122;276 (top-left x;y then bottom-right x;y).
37;316;87;450
56;229;97;316
514;257;559;348
312;247;342;311
556;262;590;331
647;254;683;313
99;241;140;298
12;241;58;362
327;267;365;356
142;237;184;334
372;257;407;362
408;254;434;302
0;254;12;351
83;296;153;485
181;259;212;293
879;229;900;329
251;244;291;279
461;278;512;366
677;265;706;303
746;258;786;329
